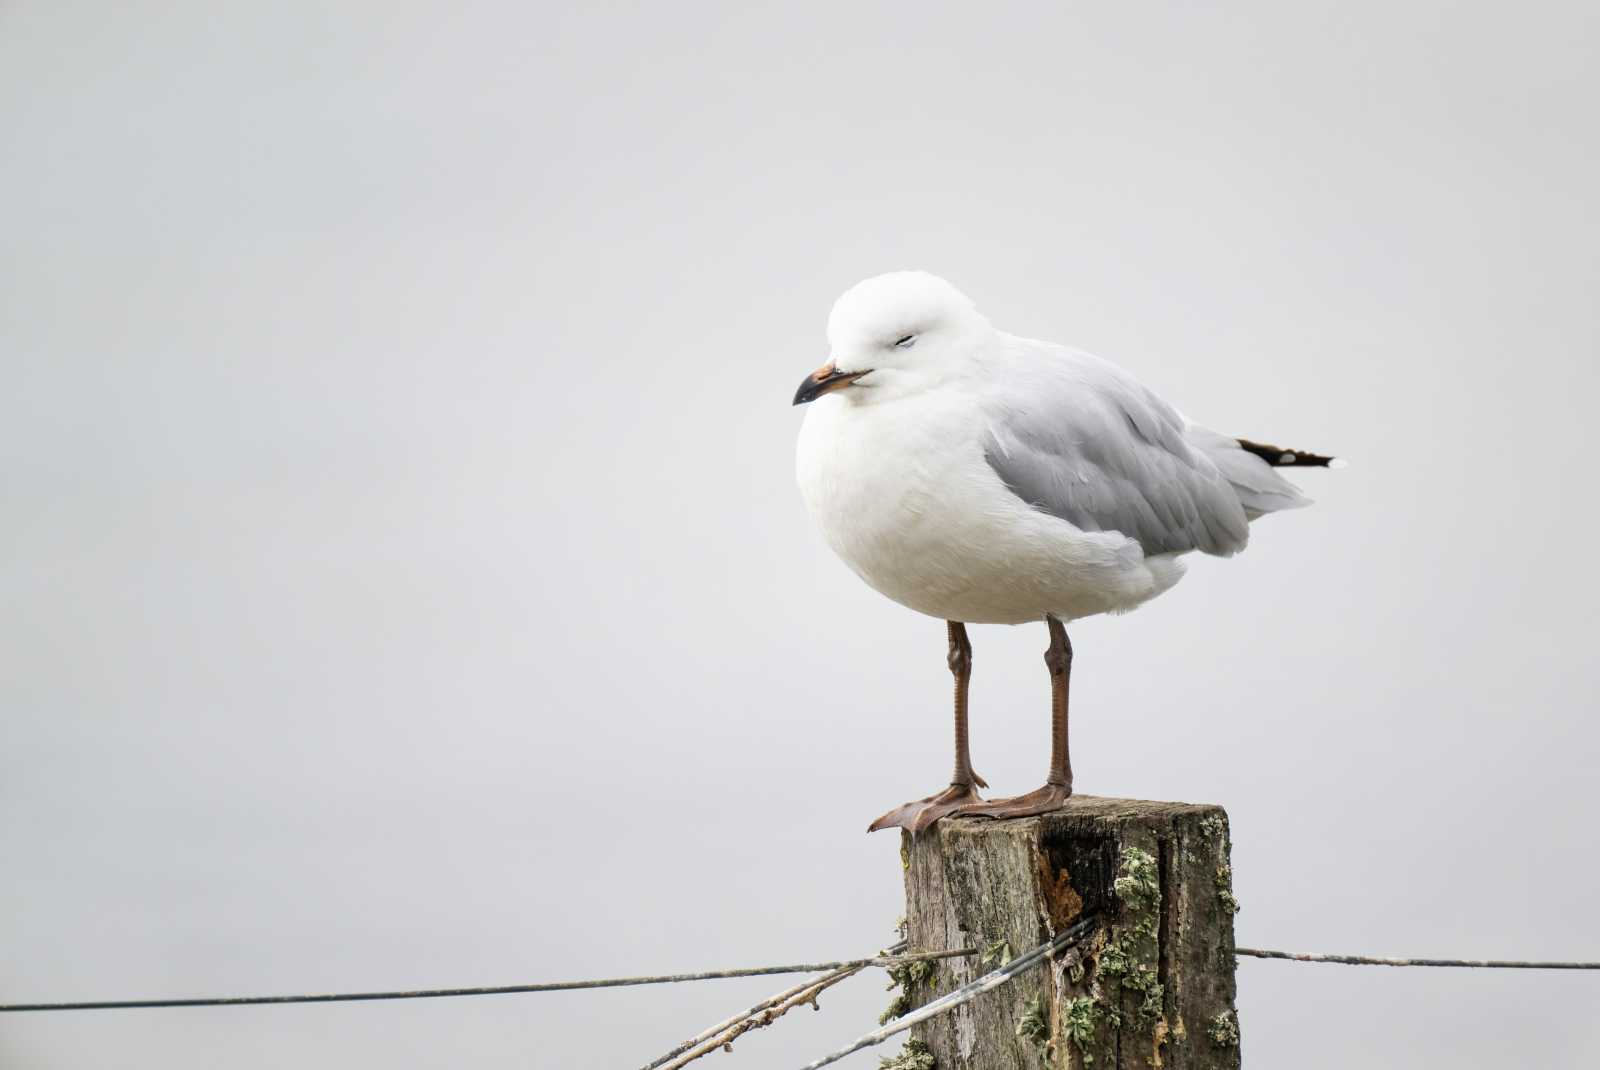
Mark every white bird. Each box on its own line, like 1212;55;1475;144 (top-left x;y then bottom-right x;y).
793;271;1336;833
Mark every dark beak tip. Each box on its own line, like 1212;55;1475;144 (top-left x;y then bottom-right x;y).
792;371;828;407
793;366;867;406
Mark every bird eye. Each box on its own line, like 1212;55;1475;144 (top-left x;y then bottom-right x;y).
893;334;916;348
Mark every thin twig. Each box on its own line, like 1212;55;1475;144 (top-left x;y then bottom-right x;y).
1235;948;1600;969
0;948;977;1014
794;916;1102;1070
639;977;849;1070
658;966;866;1070
638;943;909;1070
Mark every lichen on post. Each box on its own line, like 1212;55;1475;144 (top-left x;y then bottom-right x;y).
899;795;1242;1069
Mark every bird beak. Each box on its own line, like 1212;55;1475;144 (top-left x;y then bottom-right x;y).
793;362;869;406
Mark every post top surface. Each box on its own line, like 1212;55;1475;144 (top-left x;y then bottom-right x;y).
939;793;1227;830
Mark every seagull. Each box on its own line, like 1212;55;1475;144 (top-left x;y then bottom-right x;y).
792;272;1337;834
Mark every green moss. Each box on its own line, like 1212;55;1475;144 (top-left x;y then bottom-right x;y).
982;939;1013;967
1016;993;1054;1056
1094;936;1162;1025
879;991;911;1026
1207;1011;1240;1048
1097;940;1132;979
1070;845;1163;1039
1113;847;1160;920
1062;995;1101;1064
1124;965;1165;1026
1061;844;1175;1062
879;953;936;1025
1197;814;1228;843
1214;864;1241;914
879;1037;936;1070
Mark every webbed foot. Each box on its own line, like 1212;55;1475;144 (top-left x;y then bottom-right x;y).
867;778;987;834
947;781;1072;821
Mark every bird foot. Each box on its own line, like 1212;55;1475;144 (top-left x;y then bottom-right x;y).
948;782;1073;821
867;780;986;835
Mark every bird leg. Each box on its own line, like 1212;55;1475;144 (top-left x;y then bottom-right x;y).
949;614;1074;820
867;621;988;834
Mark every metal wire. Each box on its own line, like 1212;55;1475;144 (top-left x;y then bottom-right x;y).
0;948;977;1014
789;936;1600;1070
6;940;1596;1014
1235;948;1600;969
795;915;1103;1070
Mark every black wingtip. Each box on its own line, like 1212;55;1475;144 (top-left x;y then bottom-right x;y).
1236;437;1339;468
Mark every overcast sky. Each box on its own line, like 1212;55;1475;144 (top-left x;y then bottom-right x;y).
3;2;1597;1067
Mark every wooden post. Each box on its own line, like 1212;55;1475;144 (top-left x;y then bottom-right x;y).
897;796;1241;1069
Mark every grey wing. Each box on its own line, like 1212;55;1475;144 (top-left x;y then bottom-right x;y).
982;350;1252;557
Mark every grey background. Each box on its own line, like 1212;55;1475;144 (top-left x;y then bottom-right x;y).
3;2;1596;1067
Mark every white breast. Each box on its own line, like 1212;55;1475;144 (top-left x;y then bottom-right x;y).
795;388;1184;625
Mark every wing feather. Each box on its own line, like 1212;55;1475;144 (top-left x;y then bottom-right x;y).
982;346;1251;557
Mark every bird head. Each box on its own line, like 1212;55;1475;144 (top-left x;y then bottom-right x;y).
792;271;992;406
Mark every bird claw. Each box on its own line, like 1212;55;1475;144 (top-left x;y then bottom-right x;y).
867;782;986;835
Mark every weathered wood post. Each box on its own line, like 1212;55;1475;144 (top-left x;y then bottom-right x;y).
896;796;1241;1069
